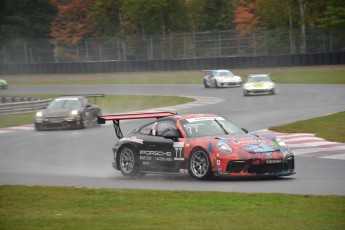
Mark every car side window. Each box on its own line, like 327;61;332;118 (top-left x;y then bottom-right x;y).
156;121;180;137
139;123;154;135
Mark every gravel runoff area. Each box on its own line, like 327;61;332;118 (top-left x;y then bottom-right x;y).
3;65;345;82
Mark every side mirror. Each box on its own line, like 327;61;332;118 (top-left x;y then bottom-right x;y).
242;128;248;133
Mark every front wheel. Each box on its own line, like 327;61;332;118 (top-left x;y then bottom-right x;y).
189;148;212;180
118;146;140;177
80;115;87;129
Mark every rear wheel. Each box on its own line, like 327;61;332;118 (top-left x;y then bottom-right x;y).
189;148;212;180
118;146;140;177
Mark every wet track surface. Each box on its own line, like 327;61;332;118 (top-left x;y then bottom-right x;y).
1;84;345;195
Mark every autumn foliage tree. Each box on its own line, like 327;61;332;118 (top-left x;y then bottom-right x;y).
50;0;97;45
232;0;259;35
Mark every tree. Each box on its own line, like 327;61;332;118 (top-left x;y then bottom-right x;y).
91;0;122;37
0;0;56;40
50;0;96;45
232;0;259;34
317;0;345;29
121;0;189;37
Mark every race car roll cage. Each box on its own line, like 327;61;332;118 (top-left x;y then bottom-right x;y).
97;111;176;139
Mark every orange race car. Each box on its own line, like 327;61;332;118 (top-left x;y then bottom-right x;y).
98;112;295;180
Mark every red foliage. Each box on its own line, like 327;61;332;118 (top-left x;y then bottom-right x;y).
50;0;97;44
233;0;259;35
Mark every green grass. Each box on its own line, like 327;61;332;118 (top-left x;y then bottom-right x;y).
3;69;345;85
270;111;345;143
0;94;193;128
1;185;344;230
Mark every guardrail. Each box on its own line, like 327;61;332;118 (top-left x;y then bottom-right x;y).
0;97;52;115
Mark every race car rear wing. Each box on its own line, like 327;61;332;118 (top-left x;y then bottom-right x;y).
97;111;176;139
63;94;105;103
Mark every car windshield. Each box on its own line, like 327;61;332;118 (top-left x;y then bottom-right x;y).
180;117;245;138
214;71;234;78
47;99;83;109
248;76;270;82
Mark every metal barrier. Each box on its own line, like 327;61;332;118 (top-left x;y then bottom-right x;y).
0;97;52;115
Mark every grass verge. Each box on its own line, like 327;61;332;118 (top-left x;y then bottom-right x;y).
1;185;344;230
0;94;193;128
3;69;345;85
270;111;345;143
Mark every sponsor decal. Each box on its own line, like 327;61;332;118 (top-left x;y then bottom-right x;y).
179;169;189;174
140;150;171;157
140;150;172;162
173;142;184;148
120;136;144;144
186;117;224;123
266;159;282;164
230;138;261;145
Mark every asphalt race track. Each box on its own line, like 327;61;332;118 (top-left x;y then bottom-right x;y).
1;84;345;195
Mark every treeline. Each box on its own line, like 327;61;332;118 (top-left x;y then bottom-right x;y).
0;0;344;45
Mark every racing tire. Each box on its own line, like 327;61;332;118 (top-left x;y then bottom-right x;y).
80;115;87;129
118;146;140;177
215;80;219;88
203;79;209;88
34;123;42;131
189;148;212;180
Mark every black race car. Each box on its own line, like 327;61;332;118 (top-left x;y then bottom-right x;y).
35;95;102;130
98;112;295;180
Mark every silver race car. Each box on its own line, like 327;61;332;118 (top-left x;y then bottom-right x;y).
35;95;102;130
203;70;242;88
243;74;276;96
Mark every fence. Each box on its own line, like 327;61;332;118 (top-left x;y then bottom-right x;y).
1;28;344;64
0;97;52;115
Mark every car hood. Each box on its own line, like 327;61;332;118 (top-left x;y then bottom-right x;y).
215;134;279;153
43;108;74;117
244;82;273;88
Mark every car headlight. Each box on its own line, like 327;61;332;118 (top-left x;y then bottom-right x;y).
267;83;274;89
71;110;79;115
243;84;252;90
36;111;43;117
216;142;233;154
276;138;288;151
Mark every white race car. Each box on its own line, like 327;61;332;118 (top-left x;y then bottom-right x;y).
203;70;242;88
243;74;276;96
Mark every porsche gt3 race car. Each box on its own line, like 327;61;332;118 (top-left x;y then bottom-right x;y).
203;70;242;88
35;95;102;130
98;112;295;180
243;74;276;96
0;79;8;89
